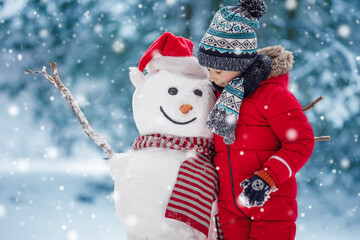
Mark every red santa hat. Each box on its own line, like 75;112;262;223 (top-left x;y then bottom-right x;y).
138;32;194;72
129;32;209;87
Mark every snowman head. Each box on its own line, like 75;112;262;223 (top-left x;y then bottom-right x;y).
129;33;215;138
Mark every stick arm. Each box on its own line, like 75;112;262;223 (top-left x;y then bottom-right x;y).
25;62;115;158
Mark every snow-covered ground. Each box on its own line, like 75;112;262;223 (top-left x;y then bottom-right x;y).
0;161;359;240
0;161;126;240
296;185;360;240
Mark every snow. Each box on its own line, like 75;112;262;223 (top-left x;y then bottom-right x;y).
131;56;215;138
112;40;126;53
39;29;49;38
8;105;19;116
0;0;359;238
296;185;360;240
286;128;298;141
0;170;126;240
285;0;298;11
45;147;59;159
0;205;6;218
108;53;218;239
340;158;351;169
67;230;79;240
109;149;217;239
165;0;177;6
337;24;351;38
0;159;359;240
0;0;29;20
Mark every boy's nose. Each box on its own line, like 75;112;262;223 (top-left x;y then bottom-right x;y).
180;104;193;114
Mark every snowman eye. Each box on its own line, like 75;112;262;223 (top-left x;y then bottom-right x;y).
194;89;203;97
168;87;178;95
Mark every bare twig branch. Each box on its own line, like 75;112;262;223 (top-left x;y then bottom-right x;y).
315;136;331;142
303;96;323;112
25;62;114;159
300;96;331;142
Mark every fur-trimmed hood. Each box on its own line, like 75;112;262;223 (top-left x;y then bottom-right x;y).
258;45;294;79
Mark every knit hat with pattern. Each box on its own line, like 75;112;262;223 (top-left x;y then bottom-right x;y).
198;0;267;72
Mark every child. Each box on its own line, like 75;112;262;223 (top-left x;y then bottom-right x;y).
197;0;315;239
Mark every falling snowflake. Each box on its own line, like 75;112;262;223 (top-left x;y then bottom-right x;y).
166;0;177;6
340;158;351;169
112;40;126;53
18;160;30;172
45;147;59;159
225;114;237;124
286;128;298;141
338;25;351;38
39;29;49;38
285;0;298;11
93;24;103;34
8;105;19;116
67;231;79;240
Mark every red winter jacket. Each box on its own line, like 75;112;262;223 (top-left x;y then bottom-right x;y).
213;46;315;221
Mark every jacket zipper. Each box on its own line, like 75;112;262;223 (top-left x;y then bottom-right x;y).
227;145;249;217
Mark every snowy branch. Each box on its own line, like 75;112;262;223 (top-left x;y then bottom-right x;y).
25;62;115;159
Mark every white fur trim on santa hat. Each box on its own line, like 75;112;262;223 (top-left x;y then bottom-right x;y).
146;54;209;80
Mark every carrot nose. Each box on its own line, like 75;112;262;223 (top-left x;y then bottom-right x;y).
180;104;193;114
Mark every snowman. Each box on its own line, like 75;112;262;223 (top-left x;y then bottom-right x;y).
109;32;218;240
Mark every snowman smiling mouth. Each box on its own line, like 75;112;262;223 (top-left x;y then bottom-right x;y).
160;106;197;125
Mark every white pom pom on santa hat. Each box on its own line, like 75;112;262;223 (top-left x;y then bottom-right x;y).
129;32;208;81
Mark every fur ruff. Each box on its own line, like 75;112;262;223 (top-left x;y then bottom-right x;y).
258;45;294;79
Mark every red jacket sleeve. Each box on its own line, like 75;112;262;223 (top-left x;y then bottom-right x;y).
261;88;315;185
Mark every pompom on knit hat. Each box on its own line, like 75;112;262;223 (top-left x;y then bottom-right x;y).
198;0;267;72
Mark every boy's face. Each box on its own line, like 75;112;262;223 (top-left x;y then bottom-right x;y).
207;68;242;87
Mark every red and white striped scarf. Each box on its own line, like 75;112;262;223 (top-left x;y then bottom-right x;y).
132;134;218;237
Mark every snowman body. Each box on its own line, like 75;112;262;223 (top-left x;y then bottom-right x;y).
109;55;217;240
111;149;205;240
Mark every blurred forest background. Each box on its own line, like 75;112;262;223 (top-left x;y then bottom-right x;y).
0;0;359;239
